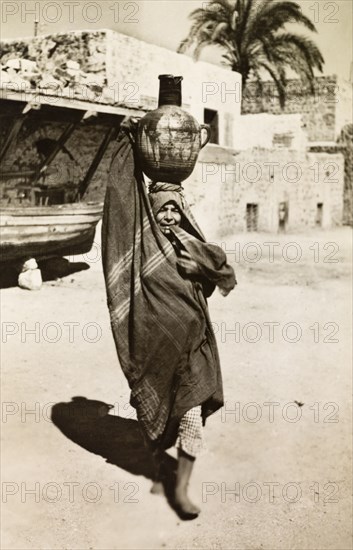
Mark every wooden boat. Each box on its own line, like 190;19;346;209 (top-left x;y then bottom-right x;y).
0;202;103;262
0;36;145;284
0;92;143;268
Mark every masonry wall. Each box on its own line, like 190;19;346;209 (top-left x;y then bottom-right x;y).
0;118;116;204
222;150;344;234
1;28;243;207
335;80;353;137
105;30;241;148
0;31;346;235
0;29;242;149
184;147;345;237
242;76;338;143
234;113;307;151
0;115;346;236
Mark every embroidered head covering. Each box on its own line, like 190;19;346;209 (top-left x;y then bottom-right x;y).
148;182;185;216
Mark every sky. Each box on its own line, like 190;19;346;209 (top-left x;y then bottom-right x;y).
1;0;352;81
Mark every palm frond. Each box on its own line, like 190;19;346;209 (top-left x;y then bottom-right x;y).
272;32;324;72
212;21;229;40
231;9;238;30
178;0;324;107
236;0;254;45
258;61;287;107
193;38;220;60
244;1;317;48
209;0;236;13
256;1;316;32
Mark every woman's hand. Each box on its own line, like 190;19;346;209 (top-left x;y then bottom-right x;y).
120;116;140;142
218;287;231;297
177;250;201;276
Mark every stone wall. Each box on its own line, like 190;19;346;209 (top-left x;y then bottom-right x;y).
0;30;346;235
1;29;243;208
335;79;353;138
242;76;338;143
0;118;116;204
0;29;242;148
185;147;345;237
1;114;345;236
234;113;307;151
337;124;353;226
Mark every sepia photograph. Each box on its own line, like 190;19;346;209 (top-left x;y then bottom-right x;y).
1;1;352;549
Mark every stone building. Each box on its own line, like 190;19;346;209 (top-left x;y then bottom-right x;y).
187;74;347;235
0;29;347;237
232;76;351;229
0;29;241;224
241;76;340;142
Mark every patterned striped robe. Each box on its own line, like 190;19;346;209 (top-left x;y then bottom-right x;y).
102;130;236;449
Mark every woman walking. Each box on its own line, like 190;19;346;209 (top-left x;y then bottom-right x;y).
102;119;236;519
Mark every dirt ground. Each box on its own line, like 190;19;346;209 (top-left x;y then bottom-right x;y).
1;225;352;550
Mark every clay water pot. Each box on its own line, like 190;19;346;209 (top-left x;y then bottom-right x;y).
136;75;210;183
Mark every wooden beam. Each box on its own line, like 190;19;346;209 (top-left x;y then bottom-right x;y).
0;99;27;116
92;112;125;128
1;90;144;117
0;170;35;180
0;115;28;163
31;106;85;124
76;126;117;200
32;120;81;185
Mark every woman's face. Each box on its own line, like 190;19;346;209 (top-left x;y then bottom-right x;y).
155;201;181;234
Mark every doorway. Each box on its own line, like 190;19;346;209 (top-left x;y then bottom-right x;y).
316;203;323;227
204;109;219;144
246;203;259;231
278;201;289;232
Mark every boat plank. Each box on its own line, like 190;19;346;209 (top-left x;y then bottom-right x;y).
1;214;102;226
2;224;94;238
1;204;103;216
0;202;103;262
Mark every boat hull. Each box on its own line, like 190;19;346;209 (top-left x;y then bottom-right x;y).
0;203;103;262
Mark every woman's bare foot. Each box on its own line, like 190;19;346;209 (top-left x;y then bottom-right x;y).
174;449;200;519
150;480;165;495
174;487;200;519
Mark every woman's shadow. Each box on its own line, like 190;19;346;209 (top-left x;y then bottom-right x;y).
51;396;177;482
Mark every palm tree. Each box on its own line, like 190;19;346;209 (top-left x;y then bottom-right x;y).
178;0;324;107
